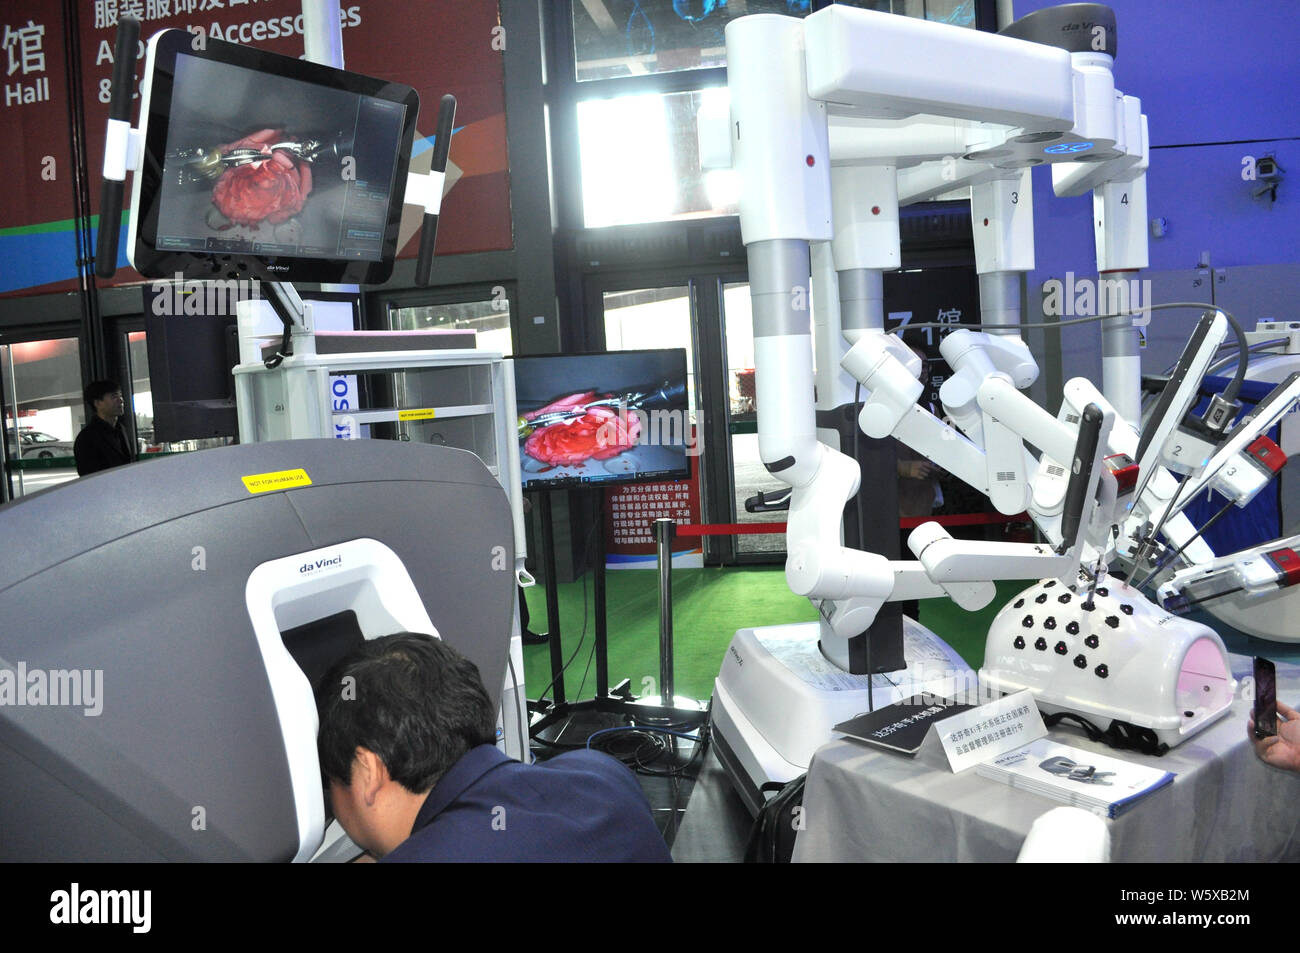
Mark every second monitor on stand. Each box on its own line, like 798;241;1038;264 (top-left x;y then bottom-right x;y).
517;349;706;736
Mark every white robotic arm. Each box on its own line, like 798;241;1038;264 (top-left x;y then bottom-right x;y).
1124;373;1298;586
1166;372;1299;516
1158;536;1300;615
842;328;1123;590
771;323;996;641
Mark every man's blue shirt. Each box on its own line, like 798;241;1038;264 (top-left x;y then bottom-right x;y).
381;745;672;862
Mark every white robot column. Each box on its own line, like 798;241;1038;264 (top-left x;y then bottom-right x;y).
831;163;901;341
1095;169;1150;423
730;15;903;670
726;12;832;491
973;169;1035;335
1076;36;1147;422
1038;23;1150;425
750;238;821;489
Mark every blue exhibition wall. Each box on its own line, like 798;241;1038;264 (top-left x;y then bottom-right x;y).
1010;0;1300;394
1015;0;1299;273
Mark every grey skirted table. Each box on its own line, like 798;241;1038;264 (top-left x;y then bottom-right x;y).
791;655;1300;862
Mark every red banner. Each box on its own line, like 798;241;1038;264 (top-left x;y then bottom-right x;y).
0;1;78;295
0;1;71;225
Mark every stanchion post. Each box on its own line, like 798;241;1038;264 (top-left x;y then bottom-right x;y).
655;517;675;704
632;518;706;727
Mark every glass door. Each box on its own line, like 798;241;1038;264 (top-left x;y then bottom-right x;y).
117;328;236;457
122;330;153;452
601;285;697;420
385;287;517;445
387;289;516;355
587;269;747;564
600;283;703;559
586;272;824;563
1;336;84;498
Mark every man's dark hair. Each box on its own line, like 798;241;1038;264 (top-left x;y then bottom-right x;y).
315;633;496;793
83;379;120;408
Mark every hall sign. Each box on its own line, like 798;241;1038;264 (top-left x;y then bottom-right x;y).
5;75;51;106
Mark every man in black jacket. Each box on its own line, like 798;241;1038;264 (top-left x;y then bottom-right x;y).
73;380;134;476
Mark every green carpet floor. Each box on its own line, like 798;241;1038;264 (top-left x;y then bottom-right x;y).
520;567;1037;702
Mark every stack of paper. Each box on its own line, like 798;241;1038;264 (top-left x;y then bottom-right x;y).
976;738;1174;818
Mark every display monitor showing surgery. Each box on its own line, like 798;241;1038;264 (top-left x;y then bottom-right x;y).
513;349;692;491
129;30;419;284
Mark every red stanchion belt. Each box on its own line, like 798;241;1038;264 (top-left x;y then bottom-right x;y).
674;512;1029;537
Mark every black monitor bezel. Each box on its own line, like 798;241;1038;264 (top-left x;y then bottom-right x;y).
130;29;420;284
512;347;693;492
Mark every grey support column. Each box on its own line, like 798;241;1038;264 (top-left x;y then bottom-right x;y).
1101;280;1142;422
838;268;884;335
748;239;816;482
750;239;815;338
979;271;1023;334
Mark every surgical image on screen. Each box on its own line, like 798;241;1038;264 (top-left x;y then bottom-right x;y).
155;53;405;263
514;350;691;490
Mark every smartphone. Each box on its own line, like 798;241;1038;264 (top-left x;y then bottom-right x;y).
1254;656;1277;739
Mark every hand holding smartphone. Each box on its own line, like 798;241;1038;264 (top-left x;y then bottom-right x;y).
1254;656;1277;739
1249;660;1300;773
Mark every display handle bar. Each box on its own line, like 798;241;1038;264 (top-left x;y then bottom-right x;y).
95;16;141;279
1058;403;1103;554
415;94;457;286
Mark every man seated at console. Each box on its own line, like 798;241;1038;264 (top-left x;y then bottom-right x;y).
315;632;671;862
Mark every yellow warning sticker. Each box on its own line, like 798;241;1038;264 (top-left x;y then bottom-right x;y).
241;469;312;494
398;408;438;421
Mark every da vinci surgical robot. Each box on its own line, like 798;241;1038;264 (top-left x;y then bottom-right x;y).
706;4;1271;809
